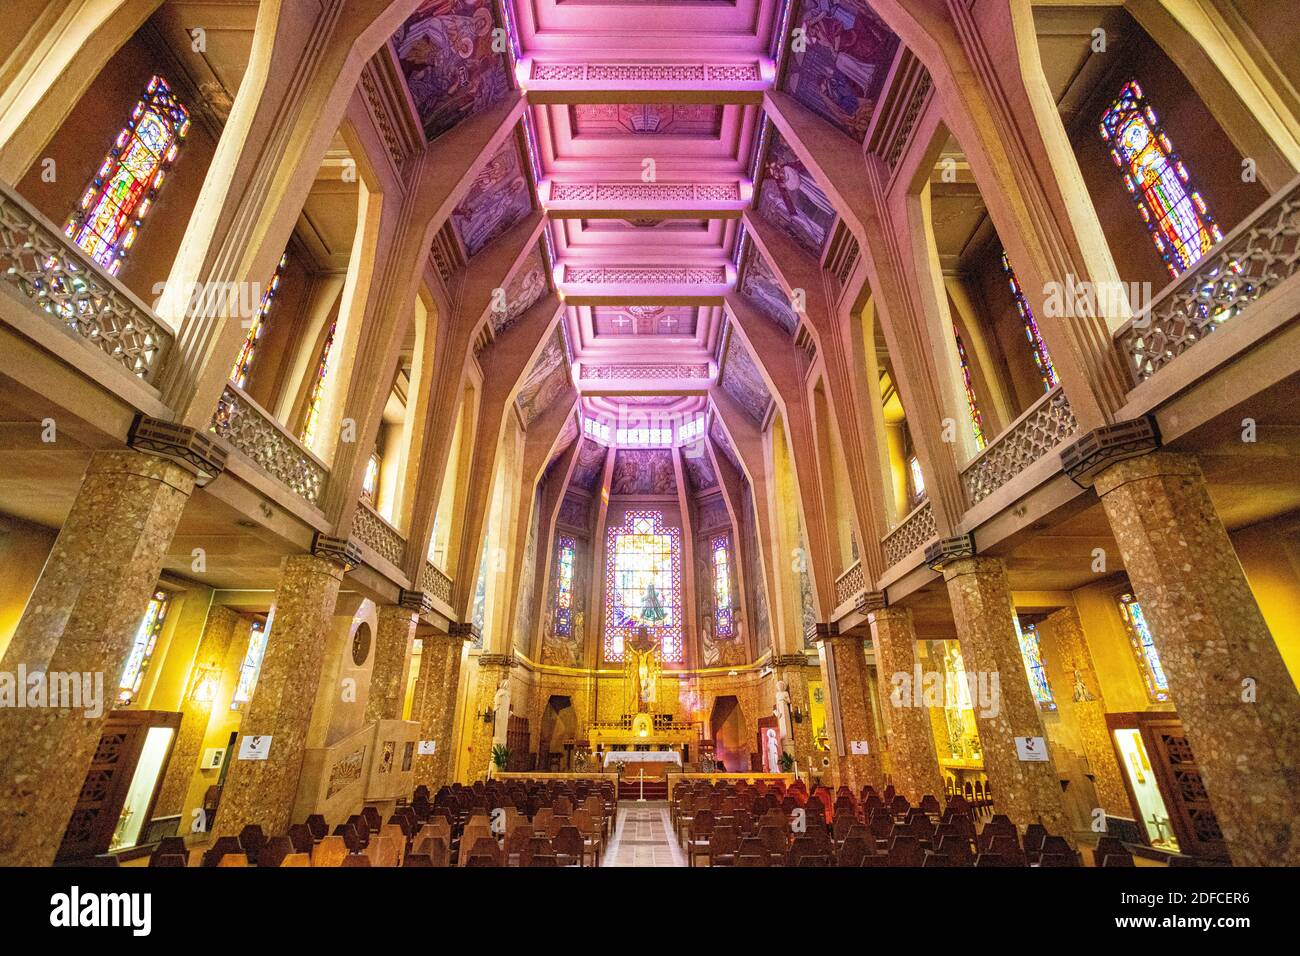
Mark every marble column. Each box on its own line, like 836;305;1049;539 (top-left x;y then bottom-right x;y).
364;605;417;724
818;630;884;793
153;606;248;819
470;656;514;779
941;556;1071;837
412;628;467;791
870;606;946;804
1037;606;1130;818
0;448;199;865
1094;452;1300;865
214;549;348;839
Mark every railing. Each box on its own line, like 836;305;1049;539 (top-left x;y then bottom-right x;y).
0;182;172;383
210;383;328;507
960;386;1077;507
354;501;406;569
1116;177;1300;384
834;560;865;607
882;499;936;570
420;561;453;604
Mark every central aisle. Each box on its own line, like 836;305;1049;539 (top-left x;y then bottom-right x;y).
601;801;686;867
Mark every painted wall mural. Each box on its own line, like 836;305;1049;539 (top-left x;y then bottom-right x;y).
558;492;592;528
781;0;899;142
541;534;586;667
515;330;569;428
757;130;837;257
513;490;542;657
610;448;676;496
798;525;817;648
699;535;747;668
393;0;512;143
493;245;549;336
720;334;773;425
743;489;771;655
740;243;798;334
451;136;533;259
709;420;743;477
569;438;608;491
681;444;718;492
696;494;730;530
572;103;723;136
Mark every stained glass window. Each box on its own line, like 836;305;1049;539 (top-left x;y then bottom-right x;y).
1014;618;1055;710
66;75;189;275
1000;252;1057;390
117;589;169;706
230;253;287;388
361;451;381;503
231;620;268;709
554;535;576;636
1099;80;1222;277
952;324;986;449
1118;592;1171;702
299;318;338;449
604;510;683;662
908;455;925;502
711;534;734;639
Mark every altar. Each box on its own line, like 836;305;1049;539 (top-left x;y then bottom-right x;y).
602;751;682;770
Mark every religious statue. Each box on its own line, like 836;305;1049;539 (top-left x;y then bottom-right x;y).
492;679;511;746
773;679;793;742
624;626;660;714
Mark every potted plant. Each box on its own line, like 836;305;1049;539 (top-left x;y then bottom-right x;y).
491;743;511;774
778;751;795;773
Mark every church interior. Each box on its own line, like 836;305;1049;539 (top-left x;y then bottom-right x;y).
1;0;1299;878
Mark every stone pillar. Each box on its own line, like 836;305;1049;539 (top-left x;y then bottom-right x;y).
470;655;514;779
0;440;210;865
153;606;247;818
214;539;354;839
817;627;884;793
364;604;417;724
412;627;468;791
1037;606;1130;818
1091;450;1300;865
870;606;945;804
936;546;1071;837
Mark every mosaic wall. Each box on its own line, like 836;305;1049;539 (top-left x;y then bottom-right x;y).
610;448;676;496
757;129;837;257
740;243;798;334
451;136;533;258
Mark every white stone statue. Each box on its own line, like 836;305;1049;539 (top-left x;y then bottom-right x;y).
774;679;793;742
492;679;511;746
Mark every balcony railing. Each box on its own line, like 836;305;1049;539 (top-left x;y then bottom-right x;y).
1116;176;1300;384
354;501;407;569
420;560;453;604
882;499;936;569
0;182;172;383
210;383;328;507
960;386;1077;507
834;560;865;607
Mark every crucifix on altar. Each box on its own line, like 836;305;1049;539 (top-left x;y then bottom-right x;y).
623;625;661;715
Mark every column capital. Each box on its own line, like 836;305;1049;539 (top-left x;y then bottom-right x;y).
309;531;362;571
1092;451;1203;498
397;589;433;614
923;533;975;571
1060;415;1161;488
810;622;839;643
449;621;482;643
477;652;515;668
127;414;228;485
868;604;912;627
856;590;887;614
771;653;815;669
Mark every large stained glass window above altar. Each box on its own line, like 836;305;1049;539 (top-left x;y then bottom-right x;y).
604;510;683;663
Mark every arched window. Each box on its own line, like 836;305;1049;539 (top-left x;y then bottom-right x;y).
299;318;338;449
230;253;288;388
1099;80;1222;277
952;323;986;449
117;589;169;706
231;619;268;709
1000;252;1057;390
553;535;576;635
604;510;683;662
1118;592;1170;702
711;534;734;638
361;451;381;503
1014;617;1055;710
66;75;189;275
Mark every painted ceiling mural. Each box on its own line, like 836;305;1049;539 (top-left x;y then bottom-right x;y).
682;443;718;493
720;334;773;425
515;330;570;428
571;104;724;136
393;0;512;143
592;305;698;337
740;243;798;334
451;136;533;258
492;245;550;335
781;0;900;142
610;448;677;496
709;419;744;477
569;438;608;491
757;129;838;257
743;489;771;655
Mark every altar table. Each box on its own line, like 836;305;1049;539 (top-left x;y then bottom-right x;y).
602;751;683;769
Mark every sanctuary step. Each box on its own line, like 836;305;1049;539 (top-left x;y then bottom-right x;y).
618;779;669;800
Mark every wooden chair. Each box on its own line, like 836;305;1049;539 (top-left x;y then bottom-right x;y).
707;826;739;867
553;826;586;866
311;836;349;868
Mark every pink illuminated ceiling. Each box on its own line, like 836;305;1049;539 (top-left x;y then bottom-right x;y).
386;0;903;451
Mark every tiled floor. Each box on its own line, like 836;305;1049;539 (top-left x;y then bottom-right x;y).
601;801;686;867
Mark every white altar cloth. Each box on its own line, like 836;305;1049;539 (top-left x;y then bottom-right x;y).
602;751;683;768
